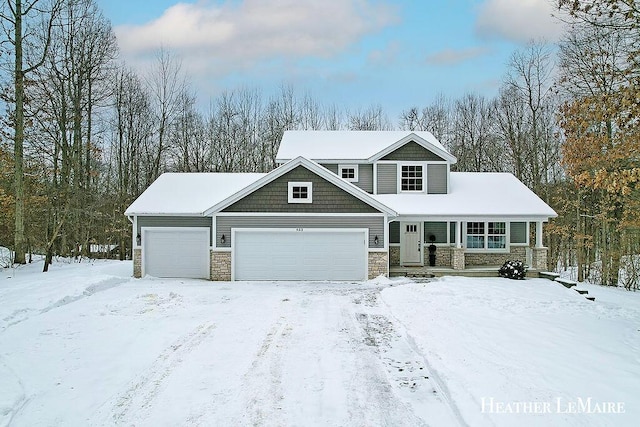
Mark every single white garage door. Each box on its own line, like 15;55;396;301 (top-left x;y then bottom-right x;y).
233;229;367;281
143;227;210;279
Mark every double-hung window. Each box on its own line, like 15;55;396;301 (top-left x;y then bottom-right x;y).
400;164;423;192
466;221;506;250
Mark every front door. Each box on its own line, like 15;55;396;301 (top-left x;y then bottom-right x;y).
401;222;422;265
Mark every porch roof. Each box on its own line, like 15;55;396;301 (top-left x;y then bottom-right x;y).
373;172;557;220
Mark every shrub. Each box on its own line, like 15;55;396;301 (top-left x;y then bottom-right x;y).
499;260;527;280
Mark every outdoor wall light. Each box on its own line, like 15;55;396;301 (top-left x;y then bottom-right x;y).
221;234;226;244
136;233;141;246
374;235;379;246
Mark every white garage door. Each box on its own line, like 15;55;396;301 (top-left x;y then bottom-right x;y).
233;229;367;281
143;227;210;279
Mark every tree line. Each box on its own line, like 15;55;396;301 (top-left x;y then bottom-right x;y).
0;0;638;289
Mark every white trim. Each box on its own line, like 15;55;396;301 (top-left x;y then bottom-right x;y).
133;215;139;249
383;213;389;251
212;216;216;249
231;227;369;281
141;226;210;278
288;181;313;204
397;162;427;194
338;164;359;182
214;212;386;217
373;162;378;194
394;215;551;223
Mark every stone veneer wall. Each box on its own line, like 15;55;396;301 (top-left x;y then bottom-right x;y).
424;246;452;267
210;250;231;281
464;246;527;266
133;248;142;278
389;246;400;266
531;247;548;270
368;252;389;279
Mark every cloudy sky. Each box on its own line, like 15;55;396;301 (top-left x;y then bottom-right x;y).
96;0;565;115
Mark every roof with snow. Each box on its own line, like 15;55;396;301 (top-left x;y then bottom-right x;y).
372;173;557;220
276;130;455;163
125;173;266;216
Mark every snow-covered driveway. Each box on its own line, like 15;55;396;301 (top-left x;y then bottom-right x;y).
0;261;460;426
1;260;639;426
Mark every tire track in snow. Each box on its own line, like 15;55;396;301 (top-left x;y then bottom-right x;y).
101;321;216;425
238;308;293;427
1;276;128;332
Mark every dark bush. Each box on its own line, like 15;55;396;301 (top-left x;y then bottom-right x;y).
498;260;527;280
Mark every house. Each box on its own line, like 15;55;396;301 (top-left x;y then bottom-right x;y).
125;131;557;281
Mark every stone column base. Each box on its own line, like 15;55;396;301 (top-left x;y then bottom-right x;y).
368;251;389;279
531;247;548;271
133;248;142;278
451;248;465;270
211;250;231;281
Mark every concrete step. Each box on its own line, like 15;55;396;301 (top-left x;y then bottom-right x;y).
575;289;589;295
555;278;577;288
539;271;561;280
585;296;596;301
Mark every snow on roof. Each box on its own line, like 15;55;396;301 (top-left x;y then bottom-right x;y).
125;172;266;216
276;130;450;161
373;173;557;219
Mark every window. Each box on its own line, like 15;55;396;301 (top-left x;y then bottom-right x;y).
401;164;423;191
338;164;358;182
466;221;506;250
288;182;312;203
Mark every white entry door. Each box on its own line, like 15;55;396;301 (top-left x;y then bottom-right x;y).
401;222;422;265
143;227;210;279
233;229;367;281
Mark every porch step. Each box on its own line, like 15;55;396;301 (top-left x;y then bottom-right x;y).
555;278;577;289
585;296;596;301
575;289;589;295
539;271;561;281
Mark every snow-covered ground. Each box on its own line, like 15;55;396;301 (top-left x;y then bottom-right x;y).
1;260;638;426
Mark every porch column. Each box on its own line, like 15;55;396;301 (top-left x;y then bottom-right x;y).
452;221;465;269
536;221;544;248
455;221;462;248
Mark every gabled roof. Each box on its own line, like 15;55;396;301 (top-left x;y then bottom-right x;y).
204;156;397;216
276;130;457;164
124;173;266;216
372;172;557;220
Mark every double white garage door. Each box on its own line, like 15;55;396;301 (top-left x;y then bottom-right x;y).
142;227;368;281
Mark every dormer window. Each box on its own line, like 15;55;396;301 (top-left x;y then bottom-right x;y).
338;164;358;182
288;182;312;203
400;164;423;192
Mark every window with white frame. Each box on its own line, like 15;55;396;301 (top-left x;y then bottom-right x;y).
466;221;506;250
400;164;423;191
338;164;358;182
288;182;312;203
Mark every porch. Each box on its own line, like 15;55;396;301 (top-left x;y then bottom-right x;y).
389;264;542;278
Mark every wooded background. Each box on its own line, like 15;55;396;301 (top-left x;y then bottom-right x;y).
1;0;638;289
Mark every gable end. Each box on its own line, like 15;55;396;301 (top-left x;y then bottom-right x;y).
381;141;445;162
223;166;380;213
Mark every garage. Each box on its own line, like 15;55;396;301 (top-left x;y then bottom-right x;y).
142;227;210;279
233;229;367;281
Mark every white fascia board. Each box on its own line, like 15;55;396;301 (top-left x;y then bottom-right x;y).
126;212;205;217
277;158;369;164
395;215;554;223
204;156;397;217
368;133;457;164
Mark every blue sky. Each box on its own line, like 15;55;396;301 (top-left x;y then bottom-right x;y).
96;0;565;117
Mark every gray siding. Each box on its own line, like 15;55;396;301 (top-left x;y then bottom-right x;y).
381;141;445;162
216;216;385;249
427;164;448;194
377;163;397;194
320;163;374;193
424;222;448;243
510;222;527;244
137;216;212;244
389;221;400;244
223;166;379;213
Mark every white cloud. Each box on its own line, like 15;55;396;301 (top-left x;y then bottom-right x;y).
115;0;398;77
475;0;566;43
425;46;492;66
